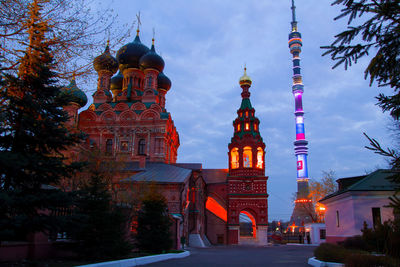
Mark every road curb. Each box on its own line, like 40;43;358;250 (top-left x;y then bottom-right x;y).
308;257;344;267
77;251;190;267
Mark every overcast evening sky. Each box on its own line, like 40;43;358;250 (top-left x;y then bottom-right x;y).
81;0;394;221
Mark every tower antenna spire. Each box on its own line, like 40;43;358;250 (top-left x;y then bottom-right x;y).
291;0;298;32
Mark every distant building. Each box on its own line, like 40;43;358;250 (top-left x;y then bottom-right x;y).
319;169;397;243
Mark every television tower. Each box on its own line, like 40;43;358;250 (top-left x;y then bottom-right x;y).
288;0;315;229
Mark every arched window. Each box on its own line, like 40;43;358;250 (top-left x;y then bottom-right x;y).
147;76;153;87
106;139;113;155
243;146;252;168
237;124;241;132
245;111;249;117
254;123;257;131
256;147;263;169
231;148;239;169
245;123;249;131
138;139;146;155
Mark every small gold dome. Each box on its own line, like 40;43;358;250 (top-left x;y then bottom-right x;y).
239;67;252;86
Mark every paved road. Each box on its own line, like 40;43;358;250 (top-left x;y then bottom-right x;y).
147;244;315;267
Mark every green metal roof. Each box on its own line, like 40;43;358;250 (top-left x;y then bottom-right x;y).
240;98;253;110
319;169;398;202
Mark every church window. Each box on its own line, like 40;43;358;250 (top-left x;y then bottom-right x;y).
245;123;249;130
254;123;257;131
256;147;263;169
237;124;241;131
243;146;252;168
231;148;239;169
147;76;153;87
245;111;248;117
239;112;242;117
106;139;113;155
89;139;95;149
138;139;146;155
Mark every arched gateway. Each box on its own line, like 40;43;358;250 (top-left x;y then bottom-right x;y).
226;68;269;245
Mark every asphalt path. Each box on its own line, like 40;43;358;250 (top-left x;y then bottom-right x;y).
146;244;315;267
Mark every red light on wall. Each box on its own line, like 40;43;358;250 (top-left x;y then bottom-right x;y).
206;197;227;222
294;199;312;203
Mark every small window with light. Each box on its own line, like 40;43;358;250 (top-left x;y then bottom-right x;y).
245;111;249;117
237;124;241;131
245;123;249;130
231;148;239;169
254;123;257;131
256;147;263;169
243;146;252;168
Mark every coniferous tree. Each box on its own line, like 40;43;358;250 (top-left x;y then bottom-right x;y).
323;0;400;217
0;0;83;241
136;190;172;253
70;150;132;259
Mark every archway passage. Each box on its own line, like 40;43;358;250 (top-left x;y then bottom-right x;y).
239;211;256;239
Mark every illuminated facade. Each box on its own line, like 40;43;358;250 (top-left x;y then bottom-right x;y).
63;24;269;247
225;68;268;245
289;0;315;229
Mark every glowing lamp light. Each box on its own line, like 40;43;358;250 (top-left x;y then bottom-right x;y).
319;206;326;211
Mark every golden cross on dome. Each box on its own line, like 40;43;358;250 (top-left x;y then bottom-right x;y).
136;12;141;35
152;28;156;45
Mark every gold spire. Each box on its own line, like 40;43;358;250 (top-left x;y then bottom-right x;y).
239;65;252;86
106;39;110;47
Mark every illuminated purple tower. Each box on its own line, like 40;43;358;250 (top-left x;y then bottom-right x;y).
289;0;314;229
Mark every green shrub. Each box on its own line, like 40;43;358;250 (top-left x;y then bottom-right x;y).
314;243;349;263
340;235;370;251
314;243;368;263
345;254;399;267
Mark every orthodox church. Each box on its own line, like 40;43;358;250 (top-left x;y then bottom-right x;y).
61;26;269;248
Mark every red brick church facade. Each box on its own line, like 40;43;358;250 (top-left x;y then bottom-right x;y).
62;30;269;247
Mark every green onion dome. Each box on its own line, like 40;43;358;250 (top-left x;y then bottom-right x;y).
116;34;149;71
139;39;165;72
157;72;171;91
110;71;123;91
93;41;118;74
61;78;88;107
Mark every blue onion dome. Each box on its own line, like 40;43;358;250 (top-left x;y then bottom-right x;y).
116;34;150;71
110;71;123;91
139;38;165;72
93;40;118;74
61;77;88;107
157;72;171;91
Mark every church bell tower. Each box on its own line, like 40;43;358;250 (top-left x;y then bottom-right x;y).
226;68;269;245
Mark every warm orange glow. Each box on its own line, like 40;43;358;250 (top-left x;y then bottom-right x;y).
206;197;227;222
245;111;248;117
231;147;239;169
319;206;326;211
237;124;241;131
254;123;257;131
241;211;256;238
294;199;312;203
243;146;252;168
256;147;263;169
245;123;249;130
